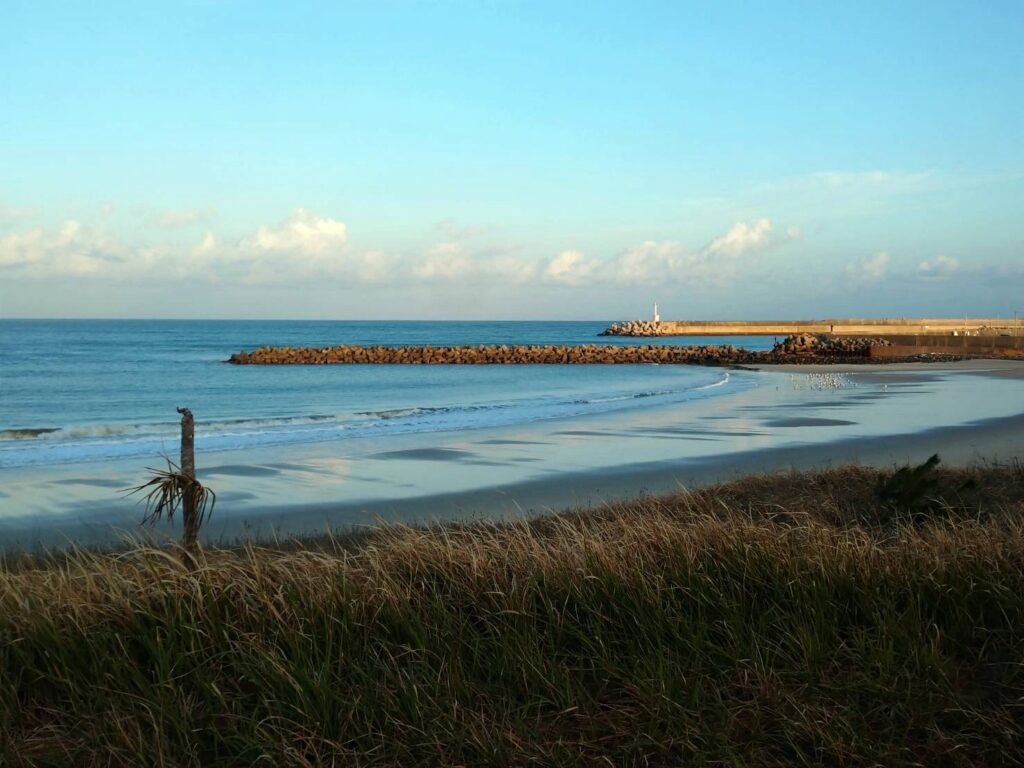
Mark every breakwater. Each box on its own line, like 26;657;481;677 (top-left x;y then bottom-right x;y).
230;343;760;365
227;336;889;365
602;318;1019;337
870;334;1024;359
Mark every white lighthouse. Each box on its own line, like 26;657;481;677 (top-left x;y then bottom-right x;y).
653;301;660;323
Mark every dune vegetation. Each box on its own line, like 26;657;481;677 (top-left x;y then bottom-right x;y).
2;463;1023;766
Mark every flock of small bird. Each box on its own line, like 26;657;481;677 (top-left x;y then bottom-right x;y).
787;372;851;390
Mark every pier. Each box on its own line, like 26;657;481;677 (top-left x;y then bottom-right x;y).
601;318;1021;337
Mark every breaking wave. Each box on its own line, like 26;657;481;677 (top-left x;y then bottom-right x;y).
0;428;61;440
0;371;740;467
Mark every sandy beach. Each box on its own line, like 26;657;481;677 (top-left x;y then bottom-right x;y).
1;358;1021;550
4;359;1023;546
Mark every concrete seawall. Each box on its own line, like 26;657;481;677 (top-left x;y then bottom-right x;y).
870;335;1024;359
602;318;1020;337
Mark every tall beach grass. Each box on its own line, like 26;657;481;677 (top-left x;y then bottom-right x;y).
2;465;1023;766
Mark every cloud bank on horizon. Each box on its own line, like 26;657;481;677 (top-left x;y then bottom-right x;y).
3;199;1018;320
0;208;795;288
1;1;1021;319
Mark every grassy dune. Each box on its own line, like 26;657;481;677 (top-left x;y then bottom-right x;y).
2;465;1024;766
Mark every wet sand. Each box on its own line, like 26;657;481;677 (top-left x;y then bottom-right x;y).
2;359;1022;550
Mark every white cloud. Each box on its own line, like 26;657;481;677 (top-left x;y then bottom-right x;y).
218;209;371;285
543;219;796;288
247;208;347;255
0;228;42;268
619;219;793;286
0;221;135;278
0;209;376;285
544;249;592;284
416;242;536;283
0;210;795;292
704;218;774;258
846;251;891;283
612;240;682;283
193;232;217;256
415;242;473;280
917;255;959;280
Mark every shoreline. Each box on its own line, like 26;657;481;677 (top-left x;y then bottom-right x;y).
2;359;1021;550
174;407;1024;542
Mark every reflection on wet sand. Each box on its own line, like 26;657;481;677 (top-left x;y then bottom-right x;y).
1;360;1022;550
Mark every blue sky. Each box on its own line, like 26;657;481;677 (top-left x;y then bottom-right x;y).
1;1;1022;319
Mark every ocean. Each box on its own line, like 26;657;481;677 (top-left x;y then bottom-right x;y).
0;320;772;469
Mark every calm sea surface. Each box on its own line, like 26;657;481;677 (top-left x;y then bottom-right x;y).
0;320;772;468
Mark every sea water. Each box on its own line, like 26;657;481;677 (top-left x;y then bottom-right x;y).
0;320;771;468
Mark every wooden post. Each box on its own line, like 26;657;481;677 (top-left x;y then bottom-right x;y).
177;406;199;563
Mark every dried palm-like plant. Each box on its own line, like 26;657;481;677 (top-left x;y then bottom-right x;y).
127;407;213;566
132;458;216;532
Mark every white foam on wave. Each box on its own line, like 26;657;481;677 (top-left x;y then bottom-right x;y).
695;371;731;389
0;414;343;442
0;369;744;468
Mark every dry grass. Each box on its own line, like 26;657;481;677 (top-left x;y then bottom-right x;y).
2;464;1023;766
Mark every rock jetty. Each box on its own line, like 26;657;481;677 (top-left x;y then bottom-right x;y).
227;335;893;366
600;320;668;336
229;343;760;365
773;333;892;357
